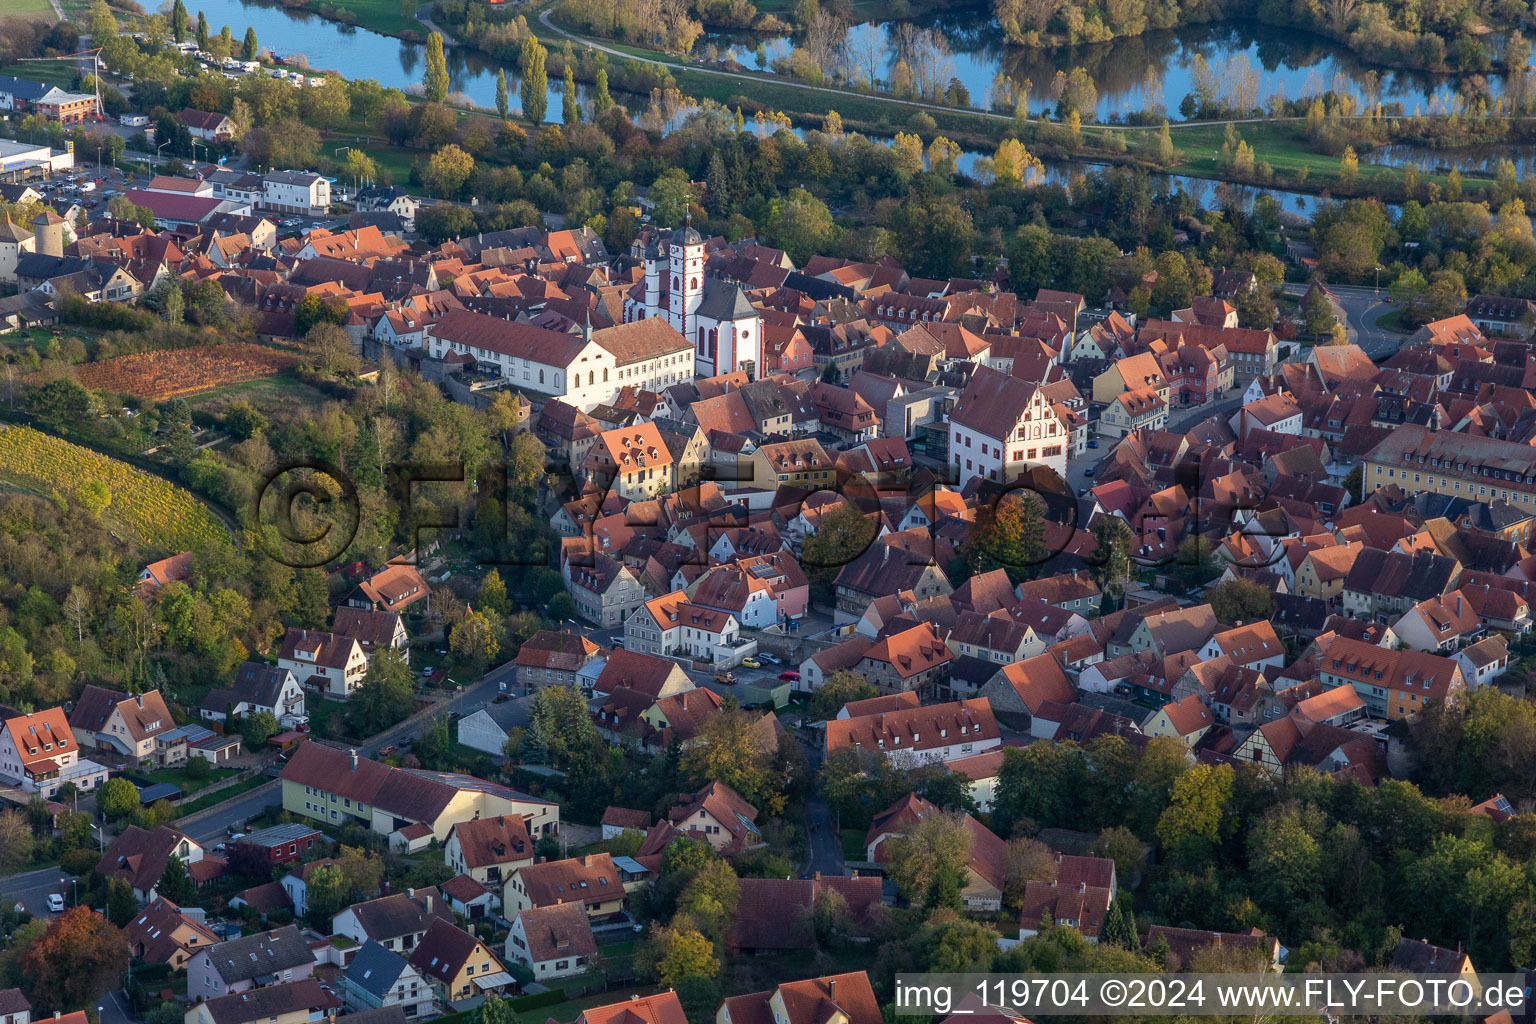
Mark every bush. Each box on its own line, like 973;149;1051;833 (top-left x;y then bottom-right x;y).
60;848;98;876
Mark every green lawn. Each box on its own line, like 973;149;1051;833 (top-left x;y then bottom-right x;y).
840;827;865;860
0;0;59;21
174;775;269;817
185;374;331;417
144;765;239;796
0;61;76;89
306;0;425;37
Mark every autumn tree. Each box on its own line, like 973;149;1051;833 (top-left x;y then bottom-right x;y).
884;808;972;908
1002;836;1057;910
800;500;875;590
0;811;32;873
450;609;500;670
521;37;548;123
809;670;878;718
495;68;509;119
636;924;718;986
423;32;449;103
19;906;129;1011
1155;762;1234;868
964;492;1047;584
680;707;782;813
1208;577;1274;623
424;144;474;199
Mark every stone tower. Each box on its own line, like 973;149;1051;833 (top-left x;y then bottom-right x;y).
30;210;64;259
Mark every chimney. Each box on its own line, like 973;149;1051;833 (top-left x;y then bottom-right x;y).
406;887;415;900
350;749;358;770
828;979;836;1000
1456;594;1463;616
424;893;433;913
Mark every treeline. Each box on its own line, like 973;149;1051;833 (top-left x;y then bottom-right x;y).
990;0;1529;74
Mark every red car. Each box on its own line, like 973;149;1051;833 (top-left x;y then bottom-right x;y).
778;670;800;682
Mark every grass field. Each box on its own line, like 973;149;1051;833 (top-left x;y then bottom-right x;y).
186;374;330;417
0;61;77;89
174;774;268;816
142;765;240;796
0;0;59;22
309;0;424;37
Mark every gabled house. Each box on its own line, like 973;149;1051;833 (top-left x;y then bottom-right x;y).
186;925;315;1000
277;628;369;700
199;662;306;728
506;903;597;981
666;780;761;852
339;940;437;1018
68;686;180;764
99;825;207;903
126;897;221;970
184;979;338;1024
332;889;455;955
504;854;627;920
407;919;512;1007
862;793;1007;911
0;706;108;797
444;814;534;888
717;973;883;1024
1018;879;1113;942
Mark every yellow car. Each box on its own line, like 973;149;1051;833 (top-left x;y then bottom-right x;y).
741;657;762;668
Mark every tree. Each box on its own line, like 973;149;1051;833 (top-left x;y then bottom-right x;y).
1090;825;1142;884
106;877;137;927
479;571;511;616
417;202;476;244
423;32;449;103
76;479;111;517
158;854;196;904
350;647;415;734
1090;516;1133;601
1003;837;1057;910
476;995;513;1024
495;68;509;119
172;0;188;40
18;906;129;1011
1155;762;1233;867
680;708;779;811
676;858;739;942
303;863;347;926
521;37;548;123
800;501;875;588
1155;119;1176;165
1302;286;1337;336
304;321;360;377
525;684;603;769
593;68;612;115
563;65;579;124
809;670;877;718
98;776;139;820
424;144;475;199
163;282;184;327
884;808;972;907
241;710;279;747
0;811;32;874
29;378;92;433
1101;894;1137;948
242;26;258;60
1339;146;1359;189
964;492;1047;584
1208;577;1273;623
450;610;500;670
637;925;718;986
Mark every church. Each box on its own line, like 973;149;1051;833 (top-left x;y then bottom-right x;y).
623;217;763;380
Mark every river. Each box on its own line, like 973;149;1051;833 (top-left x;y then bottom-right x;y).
177;0;579;118
705;19;1530;123
176;0;1417;218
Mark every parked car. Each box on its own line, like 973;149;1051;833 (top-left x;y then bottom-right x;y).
46;894;65;913
758;652;781;665
778;670;800;682
741;656;761;668
378;744;397;756
1087;440;1100;449
714;671;737;684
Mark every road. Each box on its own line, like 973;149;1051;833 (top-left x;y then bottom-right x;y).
802;796;845;877
1282;282;1403;358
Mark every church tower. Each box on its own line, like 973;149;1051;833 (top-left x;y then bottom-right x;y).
666;213;705;343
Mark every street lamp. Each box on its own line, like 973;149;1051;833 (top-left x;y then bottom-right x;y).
1374;264;1383;296
61;875;77;908
156;139;170;163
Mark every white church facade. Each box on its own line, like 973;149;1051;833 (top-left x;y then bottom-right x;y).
624;219;763;380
